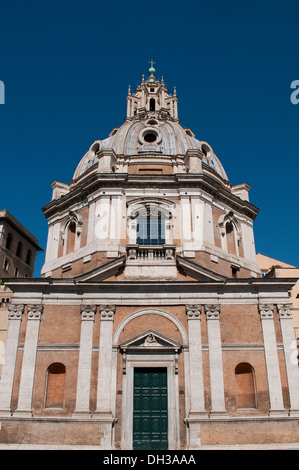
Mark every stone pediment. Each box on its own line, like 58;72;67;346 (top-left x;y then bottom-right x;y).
74;256;125;282
176;255;227;281
119;329;182;353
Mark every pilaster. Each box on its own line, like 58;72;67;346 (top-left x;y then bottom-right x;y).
14;304;43;417
73;305;96;418
185;305;207;449
277;304;299;416
259;304;286;416
205;304;226;415
94;305;116;416
0;304;24;415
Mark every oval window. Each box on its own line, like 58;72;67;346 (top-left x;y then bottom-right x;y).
144;132;157;143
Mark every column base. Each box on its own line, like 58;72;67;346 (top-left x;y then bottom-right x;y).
92;410;117;424
269;409;288;417
13;409;33;418
91;412;116;449
209;410;227;418
289;409;299;417
72;410;92;419
184;416;204;449
0;409;12;417
187;410;209;419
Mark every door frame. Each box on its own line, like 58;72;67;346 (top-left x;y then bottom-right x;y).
121;355;180;450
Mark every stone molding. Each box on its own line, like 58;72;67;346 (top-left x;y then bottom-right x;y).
204;304;221;319
27;304;43;320
186;305;202;319
8;304;24;320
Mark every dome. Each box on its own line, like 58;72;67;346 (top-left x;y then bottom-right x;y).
72;71;228;182
73;118;228;181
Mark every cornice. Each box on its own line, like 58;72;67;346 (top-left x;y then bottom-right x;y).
42;170;259;222
4;276;297;296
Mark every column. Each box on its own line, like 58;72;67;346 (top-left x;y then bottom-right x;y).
185;305;207;415
277;304;299;416
73;305;96;417
0;304;24;415
14;304;43;417
205;305;226;415
259;304;286;415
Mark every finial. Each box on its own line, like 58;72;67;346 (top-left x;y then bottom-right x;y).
173;86;177;96
128;84;131;95
142;74;145;83
148;59;156;82
161;76;164;85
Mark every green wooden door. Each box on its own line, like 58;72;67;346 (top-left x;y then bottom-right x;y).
133;368;168;450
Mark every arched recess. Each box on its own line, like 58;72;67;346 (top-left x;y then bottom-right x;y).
113;308;188;347
218;211;242;256
45;363;66;408
61;211;83;256
235;362;257;409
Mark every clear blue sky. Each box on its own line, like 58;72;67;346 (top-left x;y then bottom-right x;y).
0;0;299;275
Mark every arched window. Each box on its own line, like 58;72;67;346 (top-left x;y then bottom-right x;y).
66;220;76;254
218;212;241;257
3;258;9;271
225;221;237;255
16;241;22;258
25;249;32;265
45;363;66;408
150;98;155;111
235;363;256;408
137;207;165;245
5;233;12;250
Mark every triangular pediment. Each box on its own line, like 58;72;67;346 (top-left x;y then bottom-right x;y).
176;255;227;281
119;329;182;352
75;256;125;282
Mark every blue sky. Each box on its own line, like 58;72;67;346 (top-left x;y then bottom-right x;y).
0;0;299;275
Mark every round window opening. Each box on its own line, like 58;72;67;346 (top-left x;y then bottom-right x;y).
144;132;157;143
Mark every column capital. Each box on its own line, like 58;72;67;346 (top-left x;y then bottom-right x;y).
99;305;115;320
204;304;221;319
186;305;202;319
27;304;43;320
258;304;274;319
8;304;24;320
80;304;97;320
277;304;293;319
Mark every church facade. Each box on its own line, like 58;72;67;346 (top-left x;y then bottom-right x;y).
1;66;299;449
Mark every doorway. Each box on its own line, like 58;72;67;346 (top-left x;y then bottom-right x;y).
133;368;168;450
